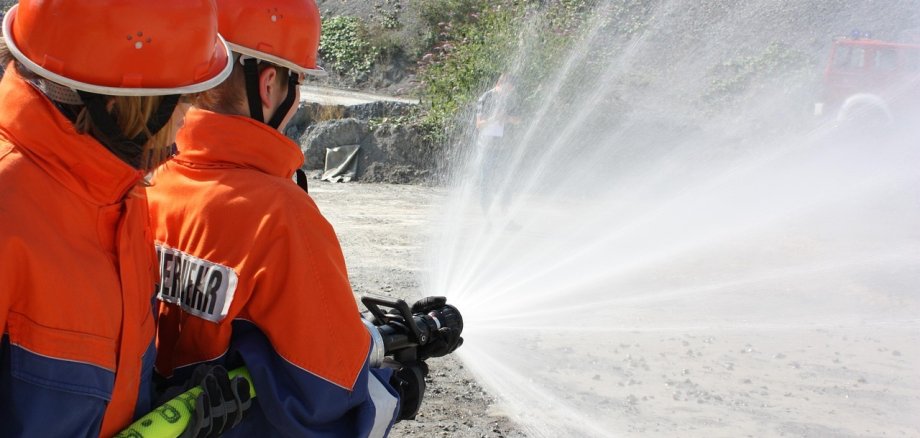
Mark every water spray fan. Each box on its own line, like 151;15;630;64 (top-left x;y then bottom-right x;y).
115;295;463;438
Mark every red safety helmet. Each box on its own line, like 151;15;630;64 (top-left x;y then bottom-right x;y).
2;0;233;96
216;0;326;76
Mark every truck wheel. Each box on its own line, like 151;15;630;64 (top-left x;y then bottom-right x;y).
836;94;893;128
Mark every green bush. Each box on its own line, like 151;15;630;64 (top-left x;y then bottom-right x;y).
415;0;491;30
417;5;520;142
414;1;598;144
373;0;403;30
319;16;379;79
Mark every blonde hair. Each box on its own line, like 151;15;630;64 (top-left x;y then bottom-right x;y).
0;37;180;172
0;36;12;70
73;95;179;171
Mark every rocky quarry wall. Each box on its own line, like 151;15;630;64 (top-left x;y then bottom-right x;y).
284;100;437;185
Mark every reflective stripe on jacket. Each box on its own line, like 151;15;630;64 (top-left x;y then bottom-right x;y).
149;108;399;437
0;65;158;437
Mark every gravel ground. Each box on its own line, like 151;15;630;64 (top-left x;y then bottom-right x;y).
308;179;920;438
310;181;527;438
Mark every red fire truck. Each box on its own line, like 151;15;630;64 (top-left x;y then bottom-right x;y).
815;34;920;125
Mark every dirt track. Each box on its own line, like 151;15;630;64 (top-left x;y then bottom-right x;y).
310;181;527;438
299;85;419;106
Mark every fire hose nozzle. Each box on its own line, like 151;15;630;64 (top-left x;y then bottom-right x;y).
361;295;464;366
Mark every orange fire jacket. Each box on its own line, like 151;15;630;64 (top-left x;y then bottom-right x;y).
149;108;370;390
0;66;158;436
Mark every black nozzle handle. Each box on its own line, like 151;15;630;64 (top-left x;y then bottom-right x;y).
360;295;425;346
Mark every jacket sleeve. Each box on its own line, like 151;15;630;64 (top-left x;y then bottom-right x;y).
225;320;399;438
227;192;400;437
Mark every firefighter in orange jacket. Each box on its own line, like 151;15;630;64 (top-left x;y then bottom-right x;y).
147;0;445;435
0;1;234;436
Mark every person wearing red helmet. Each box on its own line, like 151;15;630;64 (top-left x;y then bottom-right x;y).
147;0;429;436
0;0;236;436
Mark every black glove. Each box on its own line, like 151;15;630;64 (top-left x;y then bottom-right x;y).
388;360;428;421
411;297;464;360
179;365;252;438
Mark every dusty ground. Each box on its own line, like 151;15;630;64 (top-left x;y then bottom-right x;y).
309;180;920;438
310;181;527;438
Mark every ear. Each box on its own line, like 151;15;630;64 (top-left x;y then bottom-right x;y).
258;66;279;111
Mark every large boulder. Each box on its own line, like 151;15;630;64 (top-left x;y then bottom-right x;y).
298;118;371;171
296;117;432;184
371;122;433;171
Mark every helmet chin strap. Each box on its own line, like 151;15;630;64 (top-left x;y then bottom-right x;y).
268;74;299;129
242;57;299;130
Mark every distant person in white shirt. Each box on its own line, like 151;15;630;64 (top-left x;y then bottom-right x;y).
475;73;520;214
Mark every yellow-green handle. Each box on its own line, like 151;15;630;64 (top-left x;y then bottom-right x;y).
113;367;255;438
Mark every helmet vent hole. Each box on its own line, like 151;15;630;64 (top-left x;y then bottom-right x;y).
268;8;282;22
131;31;149;49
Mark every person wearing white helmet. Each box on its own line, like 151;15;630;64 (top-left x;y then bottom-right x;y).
0;1;245;436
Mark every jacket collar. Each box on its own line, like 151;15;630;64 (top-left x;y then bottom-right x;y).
0;65;143;205
173;108;304;179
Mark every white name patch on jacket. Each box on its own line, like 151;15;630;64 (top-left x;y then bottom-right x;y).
155;244;238;323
